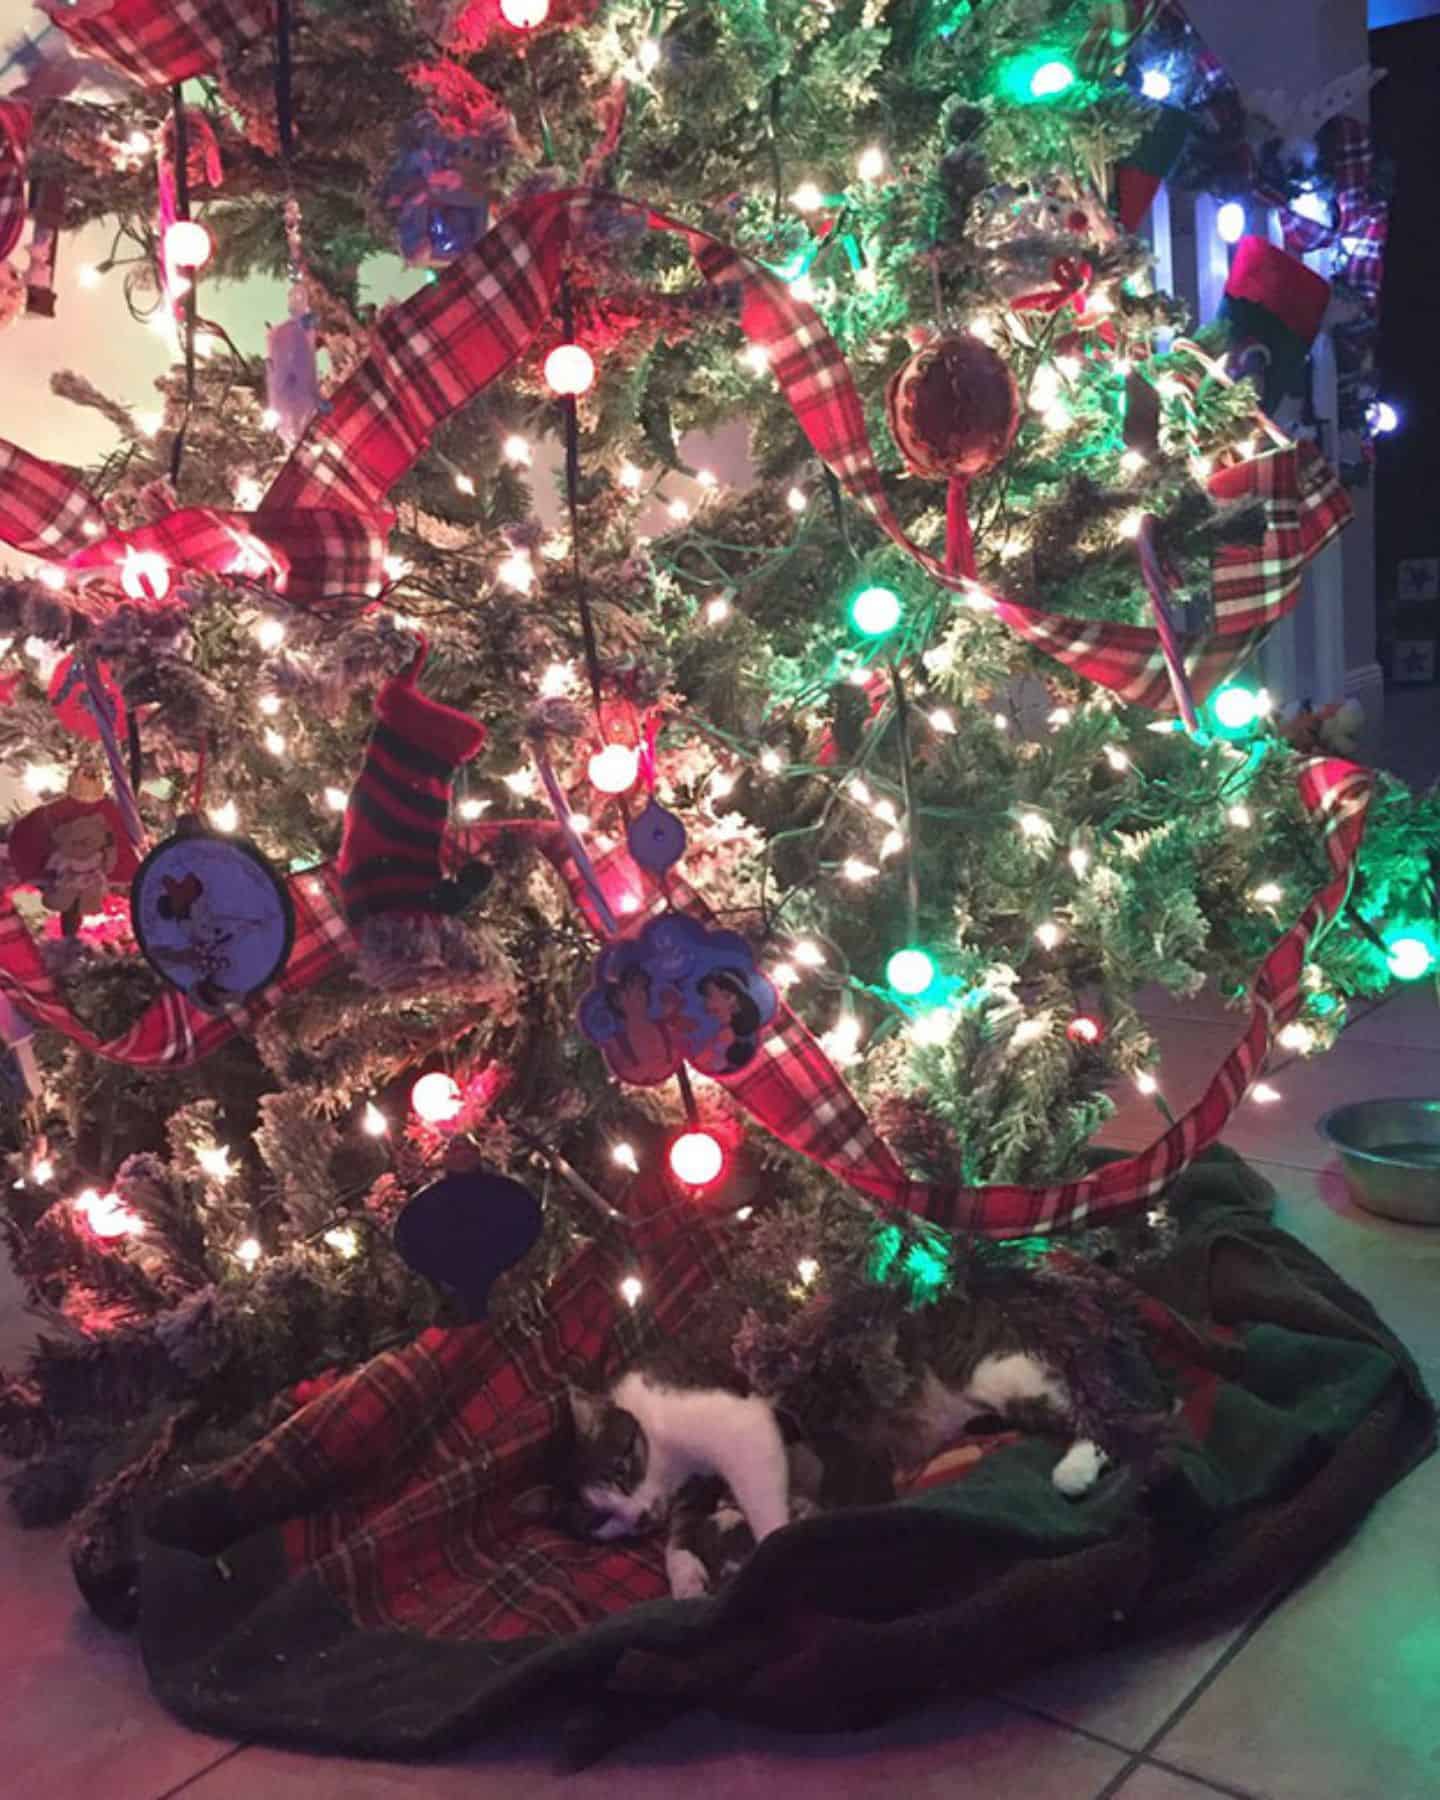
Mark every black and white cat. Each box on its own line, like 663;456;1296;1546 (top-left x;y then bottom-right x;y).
566;1315;1145;1596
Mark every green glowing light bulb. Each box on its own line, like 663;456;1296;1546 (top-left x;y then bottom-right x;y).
849;584;902;637
886;947;937;998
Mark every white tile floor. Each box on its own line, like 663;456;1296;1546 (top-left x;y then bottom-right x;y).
3;984;1439;1798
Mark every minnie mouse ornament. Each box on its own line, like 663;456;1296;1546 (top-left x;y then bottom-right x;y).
131;818;294;1011
6;767;140;936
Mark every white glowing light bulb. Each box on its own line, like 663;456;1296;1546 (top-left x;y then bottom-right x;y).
503;767;537;798
1029;364;1062;413
667;497;691;523
741;343;771;376
760;748;784;774
165;219;213;271
457;797;489;821
209;801;239;833
669;1130;725;1187
879;828;906;860
588;742;640;795
362;1102;389;1137
502;434;533;466
1120;449;1146;474
1277;1023;1316;1054
255;618;287;650
1034;921;1063;950
544;343;595;396
788;273;817;304
993;712;1011;732
497;549;535;593
411;1071;464;1124
611;1142;640;1174
1103;745;1131;771
1252;882;1283;906
618;460;642;489
620;1274;645;1308
786;486;808;514
697;468;717;490
1048;706;1074;728
324;786;349;813
794;939;826;969
637;37;662;74
1118;511;1145;540
196;1144;233;1182
791;181;825;213
135;408;164;437
1227;804;1253;829
1018;812;1049;841
709;770;737;801
499;0;550;28
74;1188;143;1239
453;472;477;496
1069;847;1092;879
842;858;879;884
324;1227;359;1259
1216;201;1247;245
235;1236;263;1267
795;1257;820;1288
857;145;885;181
928;708;957;734
263;729;287;756
259;692;282;716
120;547;171;601
1135;1071;1159;1096
1251;1083;1281;1104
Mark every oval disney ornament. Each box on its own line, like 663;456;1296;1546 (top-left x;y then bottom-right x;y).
131;818;294;1011
578;914;778;1086
626;798;686;874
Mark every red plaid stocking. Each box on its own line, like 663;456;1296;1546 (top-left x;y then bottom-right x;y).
339;649;489;969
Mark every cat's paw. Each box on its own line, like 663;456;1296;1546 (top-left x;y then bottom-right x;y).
1052;1439;1108;1498
665;1548;711;1601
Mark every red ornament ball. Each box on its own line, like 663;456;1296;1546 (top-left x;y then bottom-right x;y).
885;333;1021;482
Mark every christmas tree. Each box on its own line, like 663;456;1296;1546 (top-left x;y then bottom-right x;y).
0;0;1431;1551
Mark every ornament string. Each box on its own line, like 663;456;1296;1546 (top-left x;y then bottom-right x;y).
557;273;607;721
888;663;922;943
532;748;619;935
165;82;198;489
944;473;976;580
79;649;145;853
1135;515;1200;733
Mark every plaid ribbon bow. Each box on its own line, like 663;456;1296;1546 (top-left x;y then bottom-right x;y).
1269;116;1386;310
39;0;274;90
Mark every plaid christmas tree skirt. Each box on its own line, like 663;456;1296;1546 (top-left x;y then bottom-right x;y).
132;1153;1433;1765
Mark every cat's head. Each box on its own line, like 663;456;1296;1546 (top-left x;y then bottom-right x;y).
564;1386;656;1540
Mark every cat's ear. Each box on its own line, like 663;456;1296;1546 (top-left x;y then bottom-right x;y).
566;1383;607;1439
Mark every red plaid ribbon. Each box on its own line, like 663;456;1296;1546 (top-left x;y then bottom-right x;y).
40;0;273;89
0;98;31;263
0;861;355;1068
1273;116;1386;310
0;436;391;610
543;757;1373;1237
266;188;1349;716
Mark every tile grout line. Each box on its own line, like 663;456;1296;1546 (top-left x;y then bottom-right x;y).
151;1741;253;1800
1086;1583;1302;1800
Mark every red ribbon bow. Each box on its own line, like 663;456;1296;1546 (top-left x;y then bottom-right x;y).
1012;255;1094;317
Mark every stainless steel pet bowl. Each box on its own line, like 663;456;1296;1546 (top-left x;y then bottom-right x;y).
1319;1099;1440;1225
